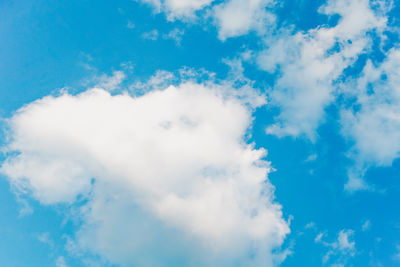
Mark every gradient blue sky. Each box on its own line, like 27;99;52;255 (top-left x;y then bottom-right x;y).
1;0;400;266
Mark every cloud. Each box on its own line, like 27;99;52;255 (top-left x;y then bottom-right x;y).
164;0;214;19
338;46;400;191
257;0;388;140
136;0;396;190
336;230;356;252
37;232;54;248
213;0;275;40
344;170;370;192
304;154;317;162
1;77;289;266
93;71;126;92
252;0;399;191
142;29;159;40
315;229;356;265
56;256;67;267
341;46;400;164
393;245;400;262
162;28;185;45
305;221;316;229
315;232;325;243
131;66;266;108
138;0;214;20
137;0;275;40
126;21;135;29
362;219;371;232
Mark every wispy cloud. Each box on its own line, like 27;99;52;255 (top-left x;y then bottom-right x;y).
315;229;357;266
163;28;185;45
142;29;159;40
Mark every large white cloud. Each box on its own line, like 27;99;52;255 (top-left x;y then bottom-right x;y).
1;81;289;266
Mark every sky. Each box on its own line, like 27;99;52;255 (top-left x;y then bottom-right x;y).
0;0;400;266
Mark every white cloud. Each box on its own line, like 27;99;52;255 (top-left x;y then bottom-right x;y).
344;168;370;192
131;65;266;108
341;48;400;160
340;47;400;191
130;69;177;95
138;0;162;12
139;0;214;20
142;29;159;40
316;229;356;265
165;0;214;19
213;0;275;40
337;230;356;252
136;0;395;190
362;219;371;232
315;232;325;243
93;71;126;92
1;78;289;266
304;154;317;162
37;232;54;247
56;256;67;267
137;0;275;39
305;221;316;229
257;0;388;140
162;28;185;45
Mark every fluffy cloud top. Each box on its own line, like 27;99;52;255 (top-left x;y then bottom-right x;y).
1;82;289;266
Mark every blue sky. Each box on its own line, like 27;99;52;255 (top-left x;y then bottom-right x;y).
1;0;400;266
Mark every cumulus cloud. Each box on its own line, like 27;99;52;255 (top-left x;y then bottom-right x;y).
1;77;289;266
258;0;388;140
